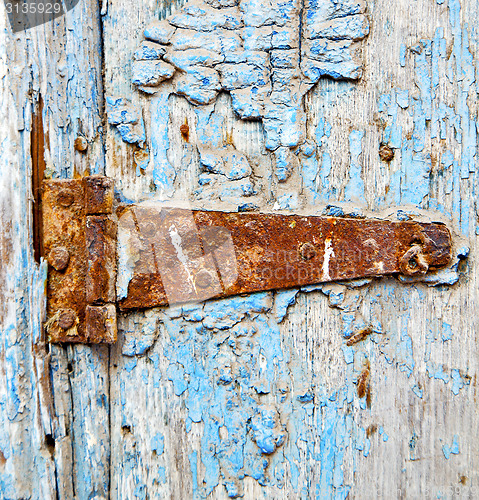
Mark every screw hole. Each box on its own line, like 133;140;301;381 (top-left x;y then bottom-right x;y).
400;244;429;276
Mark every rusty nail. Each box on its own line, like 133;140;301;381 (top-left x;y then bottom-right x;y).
57;190;74;207
48;246;70;271
74;136;88;152
379;144;394;162
195;269;214;289
299;242;316;261
180;123;189;141
399;245;429;276
346;326;373;346
58;309;77;330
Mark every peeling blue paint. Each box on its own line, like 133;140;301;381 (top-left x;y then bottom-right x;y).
442;434;460;459
151;94;177;195
377;1;477;235
106;97;146;147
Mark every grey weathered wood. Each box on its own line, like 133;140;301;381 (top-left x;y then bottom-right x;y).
0;2;109;498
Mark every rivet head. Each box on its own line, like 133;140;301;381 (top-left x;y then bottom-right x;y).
58;309;77;330
379;144;394;162
48;246;70;271
195;269;214;289
74;136;88;152
57;190;74;207
299;242;316;261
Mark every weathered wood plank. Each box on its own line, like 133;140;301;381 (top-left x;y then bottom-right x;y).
103;0;479;497
0;1;109;498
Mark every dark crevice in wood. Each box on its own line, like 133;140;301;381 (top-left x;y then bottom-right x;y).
45;433;56;457
98;0;107;176
31;95;46;263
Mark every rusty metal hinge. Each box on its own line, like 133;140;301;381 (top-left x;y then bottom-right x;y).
43;176;117;343
42;176;452;343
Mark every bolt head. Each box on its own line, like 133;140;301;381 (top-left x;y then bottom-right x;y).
48;246;70;271
57;190;74;207
58;309;77;330
299;242;317;261
74;136;88;152
195;269;214;289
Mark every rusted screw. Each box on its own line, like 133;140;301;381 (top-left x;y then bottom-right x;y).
195;269;214;289
57;190;74;207
58;309;77;330
299;242;317;261
74;136;88;152
379;144;394;162
48;246;70;271
399;245;429;276
180;123;189;141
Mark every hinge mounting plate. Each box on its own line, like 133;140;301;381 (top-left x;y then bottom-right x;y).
43;176;117;343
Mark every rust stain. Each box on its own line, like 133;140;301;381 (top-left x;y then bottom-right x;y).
86;216;117;304
118;208;452;310
346;326;373;346
366;424;377;438
85;304;117;343
225;129;235;146
85;175;114;215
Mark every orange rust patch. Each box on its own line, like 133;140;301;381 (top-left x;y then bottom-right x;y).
366;424;377;438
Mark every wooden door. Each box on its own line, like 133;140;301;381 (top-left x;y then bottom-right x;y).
1;0;478;498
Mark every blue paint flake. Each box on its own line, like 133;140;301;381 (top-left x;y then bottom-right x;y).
442;434;460;459
106;97;146;147
151;433;165;455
